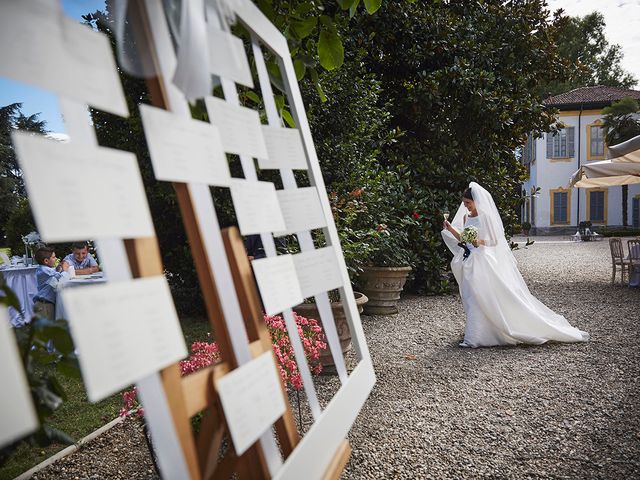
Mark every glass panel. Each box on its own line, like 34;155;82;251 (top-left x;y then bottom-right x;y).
591;126;604;157
553;133;560;157
552;129;569;158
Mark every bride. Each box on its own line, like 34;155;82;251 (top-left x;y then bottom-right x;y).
442;182;589;348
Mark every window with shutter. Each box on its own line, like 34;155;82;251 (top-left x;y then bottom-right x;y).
588;190;606;223
547;128;574;159
551;190;569;224
588;124;605;159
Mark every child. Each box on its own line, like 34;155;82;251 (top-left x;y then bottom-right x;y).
62;241;100;275
33;246;70;321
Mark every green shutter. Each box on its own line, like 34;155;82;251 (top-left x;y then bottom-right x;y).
546;132;553;158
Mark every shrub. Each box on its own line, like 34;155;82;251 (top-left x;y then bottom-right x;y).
596;228;640;237
121;313;326;416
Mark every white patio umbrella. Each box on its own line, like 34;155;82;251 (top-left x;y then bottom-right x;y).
607;134;640;160
570;134;640;188
569;159;640;187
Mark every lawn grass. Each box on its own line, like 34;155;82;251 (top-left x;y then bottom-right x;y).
0;317;212;479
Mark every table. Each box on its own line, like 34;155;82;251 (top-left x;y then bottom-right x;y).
55;273;107;319
0;266;38;327
0;268;107;326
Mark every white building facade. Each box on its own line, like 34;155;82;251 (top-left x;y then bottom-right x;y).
522;86;640;234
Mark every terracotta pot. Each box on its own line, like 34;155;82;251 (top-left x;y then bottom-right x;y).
293;292;368;371
358;266;412;315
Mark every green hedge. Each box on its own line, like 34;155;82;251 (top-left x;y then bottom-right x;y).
596;228;640;237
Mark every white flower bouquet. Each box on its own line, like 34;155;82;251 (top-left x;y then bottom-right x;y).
459;226;478;245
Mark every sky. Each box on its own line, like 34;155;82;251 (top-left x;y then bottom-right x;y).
1;1;639;135
547;0;640;81
0;0;107;134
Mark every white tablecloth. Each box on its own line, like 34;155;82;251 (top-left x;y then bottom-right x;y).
0;266;38;327
55;274;107;319
1;268;107;326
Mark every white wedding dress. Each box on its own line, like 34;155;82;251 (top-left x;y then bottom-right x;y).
442;182;589;348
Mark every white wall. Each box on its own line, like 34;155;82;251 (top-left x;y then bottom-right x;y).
527;111;639;231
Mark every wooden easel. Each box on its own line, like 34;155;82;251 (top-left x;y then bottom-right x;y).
129;227;351;479
125;3;352;478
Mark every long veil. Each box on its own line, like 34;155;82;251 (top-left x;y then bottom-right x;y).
441;182;589;346
442;181;524;288
442;182;512;257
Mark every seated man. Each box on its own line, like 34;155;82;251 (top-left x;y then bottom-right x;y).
63;241;100;275
33;246;70;321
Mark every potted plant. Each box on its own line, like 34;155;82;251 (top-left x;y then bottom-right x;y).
293;291;368;372
327;178;417;316
357;220;415;315
521;221;532;236
291;188;374;371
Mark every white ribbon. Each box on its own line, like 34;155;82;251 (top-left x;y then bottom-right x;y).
172;0;212;101
112;0;241;101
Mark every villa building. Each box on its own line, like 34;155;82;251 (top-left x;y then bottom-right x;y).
522;86;640;234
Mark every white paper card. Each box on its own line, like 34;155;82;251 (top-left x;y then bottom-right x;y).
292;247;343;298
230;180;286;235
275;187;327;235
204;96;268;159
0;2;128;117
258;126;308;170
208;27;254;88
140;104;231;186
12;132;155;242
216;351;285;455
252;255;303;315
61;276;187;402
0;307;38;448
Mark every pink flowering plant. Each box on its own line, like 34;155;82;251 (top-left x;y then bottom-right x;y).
179;341;221;375
264;312;327;391
121;314;325;415
120;341;221;417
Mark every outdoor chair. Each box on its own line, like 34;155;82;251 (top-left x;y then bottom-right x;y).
609;238;631;285
628;239;640;282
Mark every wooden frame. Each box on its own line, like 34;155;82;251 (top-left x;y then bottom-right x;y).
2;2;371;478
130;1;376;478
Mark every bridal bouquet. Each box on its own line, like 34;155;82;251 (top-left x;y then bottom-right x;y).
458;226;478;261
460;226;479;244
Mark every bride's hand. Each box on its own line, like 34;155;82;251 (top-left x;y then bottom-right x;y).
443;220;452;231
472;240;484;247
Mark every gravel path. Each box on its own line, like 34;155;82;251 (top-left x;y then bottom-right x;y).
345;239;640;479
24;239;639;479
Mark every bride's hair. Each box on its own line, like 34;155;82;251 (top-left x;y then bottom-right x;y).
463;187;473;201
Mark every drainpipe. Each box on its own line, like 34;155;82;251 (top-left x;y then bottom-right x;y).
576;102;583;227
